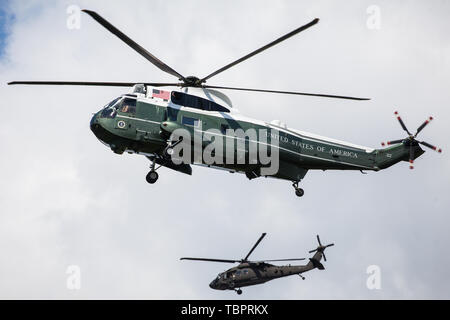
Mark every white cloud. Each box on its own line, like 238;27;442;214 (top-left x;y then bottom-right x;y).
0;0;449;299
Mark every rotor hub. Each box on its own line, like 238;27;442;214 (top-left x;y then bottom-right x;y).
183;76;203;87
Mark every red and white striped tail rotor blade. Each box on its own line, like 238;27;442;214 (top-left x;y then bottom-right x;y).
419;141;442;153
409;146;415;169
386;139;403;146
394;111;412;136
415;116;433;137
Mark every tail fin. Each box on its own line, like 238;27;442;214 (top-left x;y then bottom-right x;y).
308;256;325;270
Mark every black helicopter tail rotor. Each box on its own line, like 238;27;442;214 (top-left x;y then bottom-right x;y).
308;235;334;262
381;111;442;169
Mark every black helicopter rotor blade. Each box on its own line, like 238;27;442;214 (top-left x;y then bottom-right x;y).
8;81;180;87
199;18;319;83
394;111;412;136
82;10;186;81
316;235;322;247
415;117;433;137
419;141;442;153
258;258;306;262
309;236;334;254
386;139;404;145
203;85;370;101
180;257;239;263
244;233;267;261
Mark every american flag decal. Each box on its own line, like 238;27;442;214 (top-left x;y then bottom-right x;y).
152;89;170;101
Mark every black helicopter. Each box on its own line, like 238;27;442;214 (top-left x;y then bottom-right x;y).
181;233;334;294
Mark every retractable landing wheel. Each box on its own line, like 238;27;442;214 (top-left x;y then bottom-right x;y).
236;289;242;295
146;170;159;184
295;188;304;197
292;181;304;197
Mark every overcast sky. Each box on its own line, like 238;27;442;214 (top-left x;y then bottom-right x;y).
0;0;449;299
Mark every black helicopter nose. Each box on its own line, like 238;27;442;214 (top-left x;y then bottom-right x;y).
90;113;101;133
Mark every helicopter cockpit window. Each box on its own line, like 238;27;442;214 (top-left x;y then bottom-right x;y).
119;98;137;114
100;97;121;118
171;91;230;113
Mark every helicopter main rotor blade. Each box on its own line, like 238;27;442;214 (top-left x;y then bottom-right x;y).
200;18;319;83
203;85;370;101
258;258;306;262
243;233;267;261
82;10;186;81
180;257;239;263
8;81;180;87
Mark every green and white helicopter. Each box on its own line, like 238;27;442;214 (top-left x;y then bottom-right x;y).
8;10;442;197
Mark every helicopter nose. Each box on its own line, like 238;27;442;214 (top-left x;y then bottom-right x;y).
90;112;102;134
209;281;216;289
90;113;98;129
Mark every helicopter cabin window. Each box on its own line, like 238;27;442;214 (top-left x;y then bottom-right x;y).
235;270;241;276
182;116;200;127
119;98;137;115
171;91;230;113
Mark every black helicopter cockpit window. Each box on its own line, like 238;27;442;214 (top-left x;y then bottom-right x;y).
100;97;121;118
118;98;137;115
171;91;230;113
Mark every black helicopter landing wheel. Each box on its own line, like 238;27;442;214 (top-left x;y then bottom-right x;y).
295;188;304;197
146;170;159;184
236;289;242;295
292;181;304;197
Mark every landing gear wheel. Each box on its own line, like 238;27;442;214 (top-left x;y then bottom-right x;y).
292;181;304;197
146;171;159;184
236;289;242;295
295;188;304;197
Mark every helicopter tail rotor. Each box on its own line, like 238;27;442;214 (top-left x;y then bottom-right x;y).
381;111;442;169
308;235;334;263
